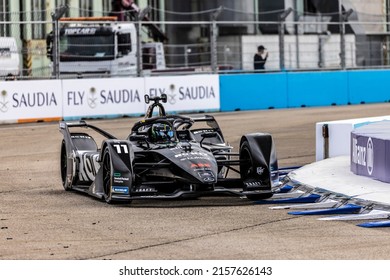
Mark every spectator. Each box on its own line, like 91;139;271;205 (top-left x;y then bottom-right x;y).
254;45;268;70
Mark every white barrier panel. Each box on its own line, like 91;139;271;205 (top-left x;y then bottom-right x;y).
62;77;145;120
0;80;62;123
316;116;390;161
62;75;220;120
144;74;220;113
0;75;221;124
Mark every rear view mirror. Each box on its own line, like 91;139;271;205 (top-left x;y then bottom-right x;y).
200;131;218;147
118;33;131;55
144;95;150;104
131;134;147;141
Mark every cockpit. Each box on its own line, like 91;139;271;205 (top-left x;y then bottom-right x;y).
148;122;175;143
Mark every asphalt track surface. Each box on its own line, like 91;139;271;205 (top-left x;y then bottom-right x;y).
2;103;390;260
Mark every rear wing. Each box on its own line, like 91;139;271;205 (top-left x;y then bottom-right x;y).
59;120;117;140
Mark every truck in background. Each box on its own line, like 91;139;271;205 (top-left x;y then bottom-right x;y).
46;16;166;77
0;37;20;79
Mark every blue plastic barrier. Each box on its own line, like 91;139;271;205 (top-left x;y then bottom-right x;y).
220;70;390;112
348;70;390;104
219;73;288;111
287;71;349;107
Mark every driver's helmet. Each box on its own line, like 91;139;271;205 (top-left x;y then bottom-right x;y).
149;123;174;143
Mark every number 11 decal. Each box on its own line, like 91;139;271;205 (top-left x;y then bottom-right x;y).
113;144;129;154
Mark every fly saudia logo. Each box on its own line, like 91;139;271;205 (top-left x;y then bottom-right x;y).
352;137;374;175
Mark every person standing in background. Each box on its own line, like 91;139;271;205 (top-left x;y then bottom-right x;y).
254;45;268;70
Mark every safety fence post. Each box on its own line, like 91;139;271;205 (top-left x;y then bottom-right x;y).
278;8;293;71
210;6;223;74
51;5;68;79
136;6;151;77
340;8;353;70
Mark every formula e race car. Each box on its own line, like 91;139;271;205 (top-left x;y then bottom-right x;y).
59;94;279;203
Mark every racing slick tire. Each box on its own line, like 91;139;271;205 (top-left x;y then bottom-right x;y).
239;140;273;200
102;146;115;204
60;140;74;191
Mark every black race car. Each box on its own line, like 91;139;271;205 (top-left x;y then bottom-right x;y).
59;94;279;203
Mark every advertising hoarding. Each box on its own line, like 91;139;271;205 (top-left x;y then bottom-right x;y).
0;80;62;123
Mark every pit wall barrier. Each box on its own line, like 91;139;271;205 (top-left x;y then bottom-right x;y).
1;70;390;124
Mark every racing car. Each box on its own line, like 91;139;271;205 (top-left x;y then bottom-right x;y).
59;94;279;203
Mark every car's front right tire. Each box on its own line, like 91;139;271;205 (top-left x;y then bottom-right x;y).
239;140;273;200
60;140;73;191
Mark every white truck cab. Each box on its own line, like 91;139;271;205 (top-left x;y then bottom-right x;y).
47;17;166;77
0;37;20;78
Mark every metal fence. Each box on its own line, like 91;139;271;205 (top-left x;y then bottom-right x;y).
1;5;390;80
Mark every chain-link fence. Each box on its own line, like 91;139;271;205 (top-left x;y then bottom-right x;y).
1;5;390;80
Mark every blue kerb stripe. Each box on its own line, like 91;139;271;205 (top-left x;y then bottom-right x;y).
278;185;294;193
358;220;390;228
288;204;362;215
255;194;321;204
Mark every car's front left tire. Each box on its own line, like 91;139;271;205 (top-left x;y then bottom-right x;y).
102;147;114;204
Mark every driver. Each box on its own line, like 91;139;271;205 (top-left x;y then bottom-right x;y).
149;123;174;143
